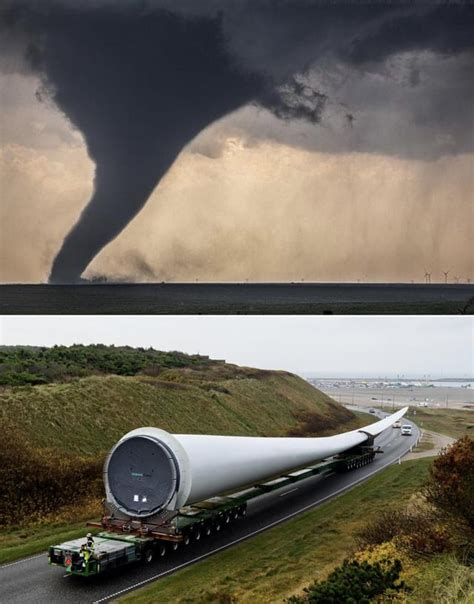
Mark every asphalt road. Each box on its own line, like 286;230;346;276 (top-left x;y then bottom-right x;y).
1;283;473;314
0;415;419;604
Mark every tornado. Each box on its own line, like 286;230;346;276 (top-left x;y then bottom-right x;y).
39;9;263;283
2;2;473;283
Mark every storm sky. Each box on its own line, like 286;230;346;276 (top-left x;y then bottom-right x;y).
1;1;473;283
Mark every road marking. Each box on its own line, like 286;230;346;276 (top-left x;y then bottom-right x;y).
279;488;298;497
0;553;45;569
93;438;416;604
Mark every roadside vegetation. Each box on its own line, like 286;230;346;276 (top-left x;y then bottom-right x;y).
0;344;371;563
410;430;435;453
0;344;214;386
405;407;474;440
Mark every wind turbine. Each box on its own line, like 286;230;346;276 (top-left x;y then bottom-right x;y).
442;269;450;284
424;269;431;284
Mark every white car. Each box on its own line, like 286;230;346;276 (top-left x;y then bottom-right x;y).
392;420;401;429
401;425;412;436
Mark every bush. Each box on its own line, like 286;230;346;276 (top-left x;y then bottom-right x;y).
0;344;215;386
0;371;48;386
287;558;406;604
424;437;474;532
355;507;452;557
354;540;418;587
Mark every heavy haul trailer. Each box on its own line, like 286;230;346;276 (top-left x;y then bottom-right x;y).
48;445;378;577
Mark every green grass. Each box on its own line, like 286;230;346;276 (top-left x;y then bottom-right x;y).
405;407;474;440
118;459;431;604
411;431;435;453
0;372;358;456
352;409;378;425
0;371;354;454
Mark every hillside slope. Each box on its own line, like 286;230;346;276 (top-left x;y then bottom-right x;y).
1;367;355;455
0;347;363;529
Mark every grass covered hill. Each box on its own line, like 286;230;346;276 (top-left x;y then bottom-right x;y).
0;348;358;454
0;344;363;529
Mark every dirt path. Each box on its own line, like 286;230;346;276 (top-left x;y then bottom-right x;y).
403;429;455;461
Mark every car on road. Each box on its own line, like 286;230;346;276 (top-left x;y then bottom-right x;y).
369;408;376;414
392;420;401;429
401;424;412;436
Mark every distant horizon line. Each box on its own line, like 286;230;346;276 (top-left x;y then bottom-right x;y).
1;281;473;287
300;374;474;381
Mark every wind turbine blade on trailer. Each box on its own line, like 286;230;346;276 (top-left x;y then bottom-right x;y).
103;407;408;518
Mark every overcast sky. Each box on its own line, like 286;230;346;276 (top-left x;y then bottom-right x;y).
1;316;472;378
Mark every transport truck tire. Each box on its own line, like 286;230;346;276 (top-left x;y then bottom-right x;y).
143;548;154;564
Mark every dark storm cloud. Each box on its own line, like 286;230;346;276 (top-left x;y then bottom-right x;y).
1;1;473;283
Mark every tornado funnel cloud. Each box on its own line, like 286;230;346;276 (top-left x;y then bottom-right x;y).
3;3;471;283
37;9;261;283
49;155;174;283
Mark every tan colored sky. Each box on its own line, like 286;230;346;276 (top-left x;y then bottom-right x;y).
1;73;472;283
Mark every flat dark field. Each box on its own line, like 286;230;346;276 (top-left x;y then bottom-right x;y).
1;283;473;314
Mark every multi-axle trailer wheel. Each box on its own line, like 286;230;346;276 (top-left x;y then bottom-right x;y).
142;503;247;563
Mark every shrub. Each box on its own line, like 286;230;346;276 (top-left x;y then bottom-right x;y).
0;344;215;386
424;437;474;531
355;507;452;557
354;540;418;586
287;558;406;604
